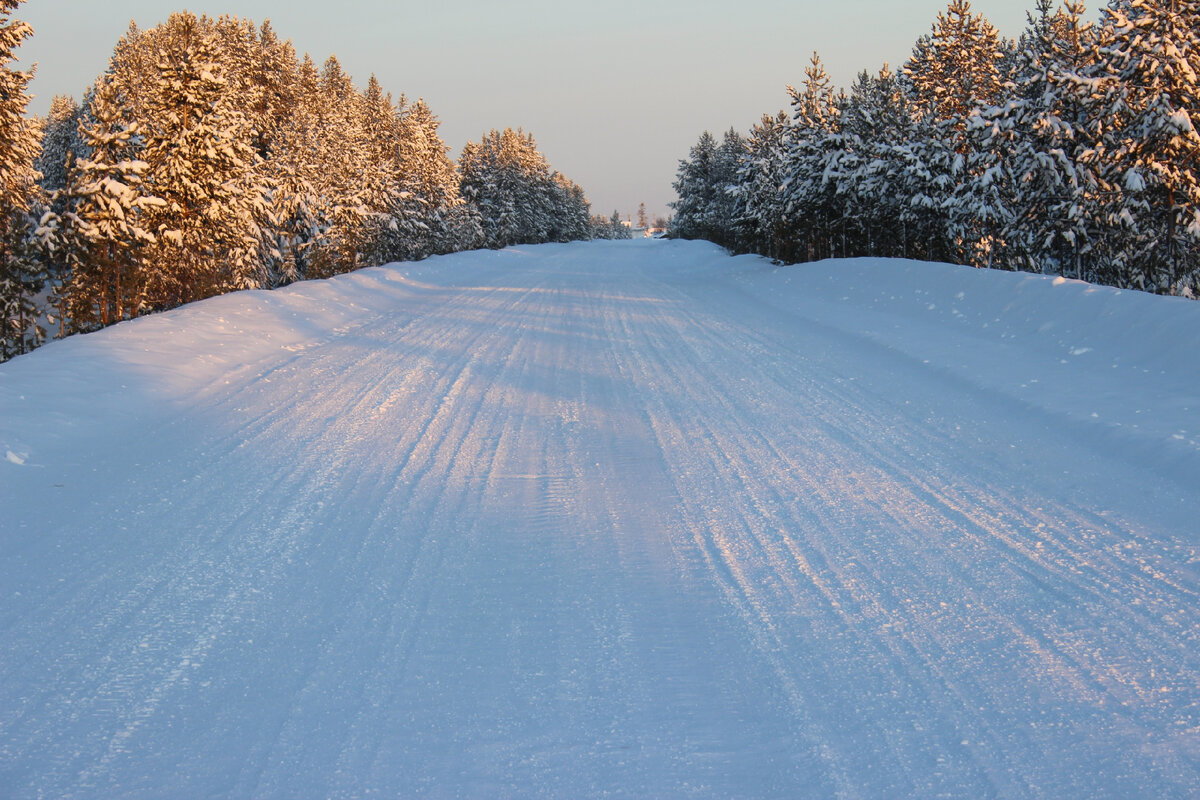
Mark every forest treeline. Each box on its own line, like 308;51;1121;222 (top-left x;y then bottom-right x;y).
670;0;1199;297
0;4;628;361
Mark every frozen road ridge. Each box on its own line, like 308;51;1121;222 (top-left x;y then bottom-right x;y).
2;240;1199;798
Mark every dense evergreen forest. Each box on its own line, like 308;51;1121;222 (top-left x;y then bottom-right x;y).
3;0;1196;363
0;3;629;361
670;0;1199;298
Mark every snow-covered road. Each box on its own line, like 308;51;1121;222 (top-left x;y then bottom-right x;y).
2;240;1199;797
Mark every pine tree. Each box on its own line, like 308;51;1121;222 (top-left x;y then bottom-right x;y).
58;74;163;332
265;53;322;284
903;0;1007;143
781;53;844;260
0;0;44;360
9;7;606;345
903;1;1010;264
666;0;1197;299
827;64;919;258
358;75;410;266
713;129;748;249
459;128;573;248
590;211;630;240
459;135;495;243
548;173;592;242
132;13;271;307
972;0;1103;276
397;98;468;257
89;13;275;310
215;18;298;163
1093;0;1200;294
304;55;378;277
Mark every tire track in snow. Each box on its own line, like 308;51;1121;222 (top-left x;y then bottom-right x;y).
611;262;1200;796
244;274;552;793
4;242;1199;798
2;266;546;795
598;278;858;796
314;275;573;790
707;291;1200;730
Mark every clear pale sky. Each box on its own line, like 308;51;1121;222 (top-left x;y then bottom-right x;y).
15;0;1046;222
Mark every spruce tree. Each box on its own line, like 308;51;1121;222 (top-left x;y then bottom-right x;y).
669;130;719;241
734;110;791;259
34;95;82;207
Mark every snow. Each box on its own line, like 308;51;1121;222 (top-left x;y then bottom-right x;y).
2;239;1199;797
1123;168;1147;192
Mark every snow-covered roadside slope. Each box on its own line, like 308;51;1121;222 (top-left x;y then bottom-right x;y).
0;249;517;467
2;240;1198;798
718;253;1200;486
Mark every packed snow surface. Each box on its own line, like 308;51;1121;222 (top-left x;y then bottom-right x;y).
2;240;1199;798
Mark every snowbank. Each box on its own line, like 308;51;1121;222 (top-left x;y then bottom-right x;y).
723;251;1200;486
4;243;1197;487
